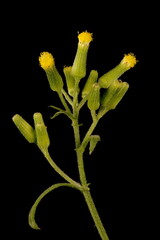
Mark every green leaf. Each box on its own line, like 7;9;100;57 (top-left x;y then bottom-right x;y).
89;135;101;155
49;105;74;120
28;183;77;230
50;111;64;119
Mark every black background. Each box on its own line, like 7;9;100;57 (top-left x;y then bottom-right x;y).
1;2;157;240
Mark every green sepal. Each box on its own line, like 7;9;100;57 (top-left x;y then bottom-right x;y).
89;135;101;155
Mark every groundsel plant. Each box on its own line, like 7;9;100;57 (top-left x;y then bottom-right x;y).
12;31;137;240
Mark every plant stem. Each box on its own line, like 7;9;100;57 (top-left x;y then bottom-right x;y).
71;80;109;239
43;150;82;190
83;190;109;240
76;140;109;240
61;88;73;106
58;91;72;114
80;118;99;150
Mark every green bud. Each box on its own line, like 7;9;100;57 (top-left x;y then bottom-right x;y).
81;70;98;98
89;135;101;155
33;113;50;151
12;114;36;143
45;66;64;92
108;82;129;110
101;80;122;107
87;83;100;111
63;66;75;97
98;63;128;89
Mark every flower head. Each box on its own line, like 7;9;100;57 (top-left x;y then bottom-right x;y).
71;31;93;79
78;31;93;45
39;52;55;70
121;53;137;68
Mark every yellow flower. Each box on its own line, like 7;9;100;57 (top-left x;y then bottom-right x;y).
98;53;137;88
71;31;93;79
78;31;93;45
121;53;137;68
39;52;55;70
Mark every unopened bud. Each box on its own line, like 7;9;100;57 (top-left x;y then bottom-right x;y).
33;112;50;151
12;114;36;143
87;83;100;110
63;66;75;96
108;82;129;110
81;70;98;98
101;80;122;107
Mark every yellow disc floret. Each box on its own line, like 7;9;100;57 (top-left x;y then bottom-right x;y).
39;52;55;70
121;53;137;68
78;31;93;44
63;66;72;71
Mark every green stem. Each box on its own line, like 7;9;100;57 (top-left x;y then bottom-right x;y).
43;150;82;190
58;91;72;114
76;138;109;240
72;78;81;148
61;88;73;106
83;188;109;240
72;80;109;239
80;118;99;150
78;94;89;110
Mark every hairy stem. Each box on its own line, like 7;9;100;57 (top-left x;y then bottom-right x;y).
43;150;82;190
71;79;109;239
61;88;73;106
58;91;72;114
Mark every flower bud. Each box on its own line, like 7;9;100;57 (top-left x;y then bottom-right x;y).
39;52;63;92
87;83;100;110
101;80;122;107
81;70;98;98
33;112;50;151
98;53;137;88
63;66;75;97
12;114;36;143
108;82;129;110
71;31;93;79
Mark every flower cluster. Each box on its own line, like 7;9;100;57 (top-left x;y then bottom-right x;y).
38;31;137;113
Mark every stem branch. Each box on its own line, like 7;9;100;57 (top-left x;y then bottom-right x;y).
58;91;72;114
43;150;82;190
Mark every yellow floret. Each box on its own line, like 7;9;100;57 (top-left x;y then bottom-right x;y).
63;66;72;71
39;52;55;70
121;53;137;68
78;31;93;44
